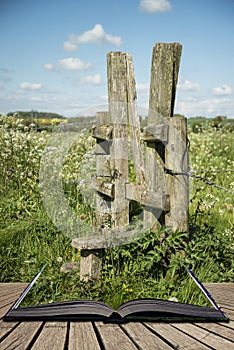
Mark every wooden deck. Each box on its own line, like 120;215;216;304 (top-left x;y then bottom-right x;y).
0;283;233;349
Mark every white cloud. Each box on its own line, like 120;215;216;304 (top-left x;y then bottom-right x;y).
19;82;42;91
176;96;233;117
140;0;172;13
63;41;78;52
58;57;91;71
178;78;200;91
212;84;232;96
63;24;122;51
81;74;102;85
43;63;56;71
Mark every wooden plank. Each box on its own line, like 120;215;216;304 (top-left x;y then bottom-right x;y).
194;322;234;342
0;319;18;340
221;308;234;320
148;42;182;121
0;283;28;290
31;322;67;350
165;116;189;231
125;183;170;211
95;112;112;227
126;56;145;185
79;249;103;281
143;141;165;230
92;124;113;141
125;183;145;202
172;323;234;349
141;191;170;211
122;322;172;350
0;284;28;319
95;322;138;350
0;284;28;303
204;283;234;319
69;322;101;350
78;111;111;281
143;124;168;143
145;42;182;231
95;178;114;198
145;322;210;349
218;320;234;332
0;290;26;306
204;283;234;305
107;52;130;228
0;322;42;350
0;304;18;320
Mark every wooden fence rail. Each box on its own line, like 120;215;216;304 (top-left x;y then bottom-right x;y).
72;42;189;280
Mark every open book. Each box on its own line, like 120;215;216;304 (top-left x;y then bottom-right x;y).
4;265;228;322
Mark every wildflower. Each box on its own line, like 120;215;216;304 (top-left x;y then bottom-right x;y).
206;194;214;199
224;203;233;211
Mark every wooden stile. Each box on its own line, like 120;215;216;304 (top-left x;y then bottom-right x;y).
73;42;189;280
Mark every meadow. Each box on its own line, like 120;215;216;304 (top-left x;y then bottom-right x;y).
0;113;233;308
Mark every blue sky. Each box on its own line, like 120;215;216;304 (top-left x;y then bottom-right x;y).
1;0;234;118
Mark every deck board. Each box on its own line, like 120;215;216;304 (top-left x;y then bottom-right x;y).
145;322;211;349
31;322;67;350
0;282;233;349
0;322;43;350
95;322;138;350
69;322;101;350
121;322;172;349
172;323;234;350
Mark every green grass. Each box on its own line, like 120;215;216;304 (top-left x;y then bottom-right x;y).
0;114;233;309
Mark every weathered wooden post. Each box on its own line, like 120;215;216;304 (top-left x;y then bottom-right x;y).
165;117;189;231
143;42;189;232
75;112;112;282
72;52;142;280
107;51;144;228
94;111;112;228
107;52;130;228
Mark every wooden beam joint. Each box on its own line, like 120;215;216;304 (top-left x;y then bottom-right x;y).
125;183;170;211
95;177;114;198
142;123;168;143
92;124;113;140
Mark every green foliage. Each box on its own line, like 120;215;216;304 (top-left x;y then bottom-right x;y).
187;116;234;133
7;110;65;120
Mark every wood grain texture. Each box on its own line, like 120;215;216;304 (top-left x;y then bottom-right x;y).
144;43;183;231
122;322;172;350
172;322;234;349
31;322;67;350
69;322;101;350
95;322;138;350
146;322;210;349
0;321;42;350
165;116;189;231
